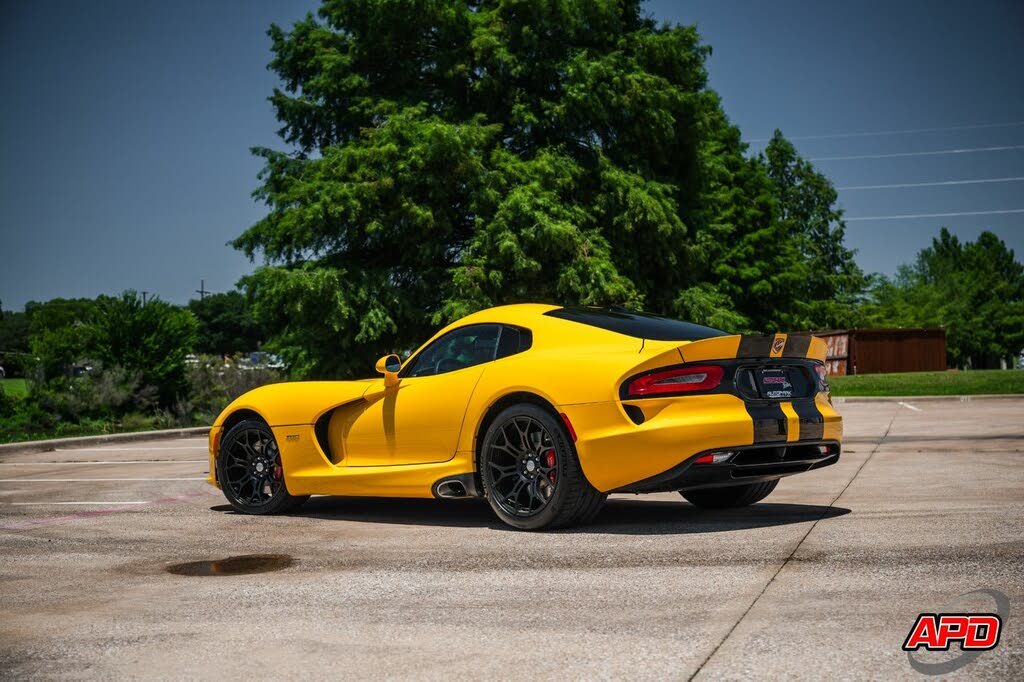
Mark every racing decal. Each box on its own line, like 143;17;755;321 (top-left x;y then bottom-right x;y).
736;335;775;358
782;334;812;358
737;334;816;360
904;589;1009;675
790;399;825;440
757;368;794;399
903;614;1002;652
745;402;788;443
777;402;801;442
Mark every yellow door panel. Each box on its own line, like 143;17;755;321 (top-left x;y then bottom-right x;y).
334;368;484;467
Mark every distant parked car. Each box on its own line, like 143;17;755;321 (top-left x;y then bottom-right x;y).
0;365;5;378
240;352;285;370
70;363;93;378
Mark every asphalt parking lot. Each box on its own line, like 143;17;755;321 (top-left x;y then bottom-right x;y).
1;398;1021;679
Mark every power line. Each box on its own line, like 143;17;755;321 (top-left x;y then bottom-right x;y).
811;145;1024;161
837;176;1024;191
746;120;1024;143
845;208;1024;221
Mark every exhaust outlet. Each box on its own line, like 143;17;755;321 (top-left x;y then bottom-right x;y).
431;474;481;499
435;479;468;498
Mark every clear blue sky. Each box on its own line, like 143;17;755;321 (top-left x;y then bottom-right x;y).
2;0;1022;310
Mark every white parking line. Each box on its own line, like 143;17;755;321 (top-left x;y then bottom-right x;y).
898;401;923;412
0;478;207;482
0;460;207;466
54;446;207;452
5;501;150;505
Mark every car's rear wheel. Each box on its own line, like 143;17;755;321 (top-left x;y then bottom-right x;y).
480;404;605;530
217;419;309;515
680;479;778;508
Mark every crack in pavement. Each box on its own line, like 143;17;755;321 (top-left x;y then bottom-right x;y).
687;409;899;681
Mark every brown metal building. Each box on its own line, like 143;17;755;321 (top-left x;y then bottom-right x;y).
793;328;947;376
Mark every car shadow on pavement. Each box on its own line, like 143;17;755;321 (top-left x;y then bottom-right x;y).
211;497;850;535
583;499;850;535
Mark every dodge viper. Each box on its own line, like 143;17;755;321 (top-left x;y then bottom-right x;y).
208;304;842;529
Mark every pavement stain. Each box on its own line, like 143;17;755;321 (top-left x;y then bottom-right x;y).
165;554;294;576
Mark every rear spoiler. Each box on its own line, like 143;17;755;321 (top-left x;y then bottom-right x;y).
679;334;827;364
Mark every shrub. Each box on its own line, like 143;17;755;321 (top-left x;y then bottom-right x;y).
29;362;155;422
186;355;284;419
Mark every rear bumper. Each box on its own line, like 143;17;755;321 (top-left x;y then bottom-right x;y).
561;393;842;492
613;441;840;493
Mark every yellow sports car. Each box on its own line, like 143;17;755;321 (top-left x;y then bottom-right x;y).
208;304;842;529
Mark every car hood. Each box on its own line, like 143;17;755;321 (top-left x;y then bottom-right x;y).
213;379;377;427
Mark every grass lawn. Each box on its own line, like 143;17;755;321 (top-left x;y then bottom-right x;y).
1;378;28;398
829;369;1024;397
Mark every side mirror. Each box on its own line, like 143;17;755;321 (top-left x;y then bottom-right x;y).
375;354;402;387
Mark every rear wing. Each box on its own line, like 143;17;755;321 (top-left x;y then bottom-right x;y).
679;334;827;364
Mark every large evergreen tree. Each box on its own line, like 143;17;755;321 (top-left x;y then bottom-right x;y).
760;131;866;329
237;0;846;378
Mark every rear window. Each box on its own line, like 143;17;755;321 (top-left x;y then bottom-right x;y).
544;307;728;342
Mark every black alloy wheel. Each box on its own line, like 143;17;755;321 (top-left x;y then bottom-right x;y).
480;404;606;530
485;414;559;517
216;419;309;514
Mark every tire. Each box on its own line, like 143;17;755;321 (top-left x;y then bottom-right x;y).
479;404;606;530
680;479;778;509
216;419;309;515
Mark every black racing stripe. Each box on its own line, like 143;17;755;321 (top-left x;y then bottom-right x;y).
745;402;788;443
782;334;811;358
737;335;774;358
790;399;824;440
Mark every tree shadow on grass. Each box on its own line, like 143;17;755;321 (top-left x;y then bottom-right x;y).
211;495;850;536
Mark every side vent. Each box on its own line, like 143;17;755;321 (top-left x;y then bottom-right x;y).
623;404;645;425
314;409;334;462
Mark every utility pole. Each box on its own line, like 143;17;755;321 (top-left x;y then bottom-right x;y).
141;291;149;306
195;280;208;301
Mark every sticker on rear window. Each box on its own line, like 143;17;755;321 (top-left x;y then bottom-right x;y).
757;368;793;399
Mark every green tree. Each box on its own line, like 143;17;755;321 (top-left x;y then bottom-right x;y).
760;131;866;329
238;0;815;377
86;291;199;405
863;229;1024;368
189;291;265;356
25;298;98;380
0;306;31;377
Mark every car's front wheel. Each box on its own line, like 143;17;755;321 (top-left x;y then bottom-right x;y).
216;419;309;514
480;404;605;530
680;479;778;508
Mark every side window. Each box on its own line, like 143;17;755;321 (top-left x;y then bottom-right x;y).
496;325;533;360
404;324;501;378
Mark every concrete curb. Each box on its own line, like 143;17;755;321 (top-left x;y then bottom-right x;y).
833;394;1022;403
0;426;210;457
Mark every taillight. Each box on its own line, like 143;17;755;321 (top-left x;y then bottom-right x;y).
814;364;830;393
626;365;724;397
693;451;734;465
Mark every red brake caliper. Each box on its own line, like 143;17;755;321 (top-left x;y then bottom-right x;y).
545;449;556;483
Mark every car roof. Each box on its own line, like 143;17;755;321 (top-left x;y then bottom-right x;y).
438;303;726;345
